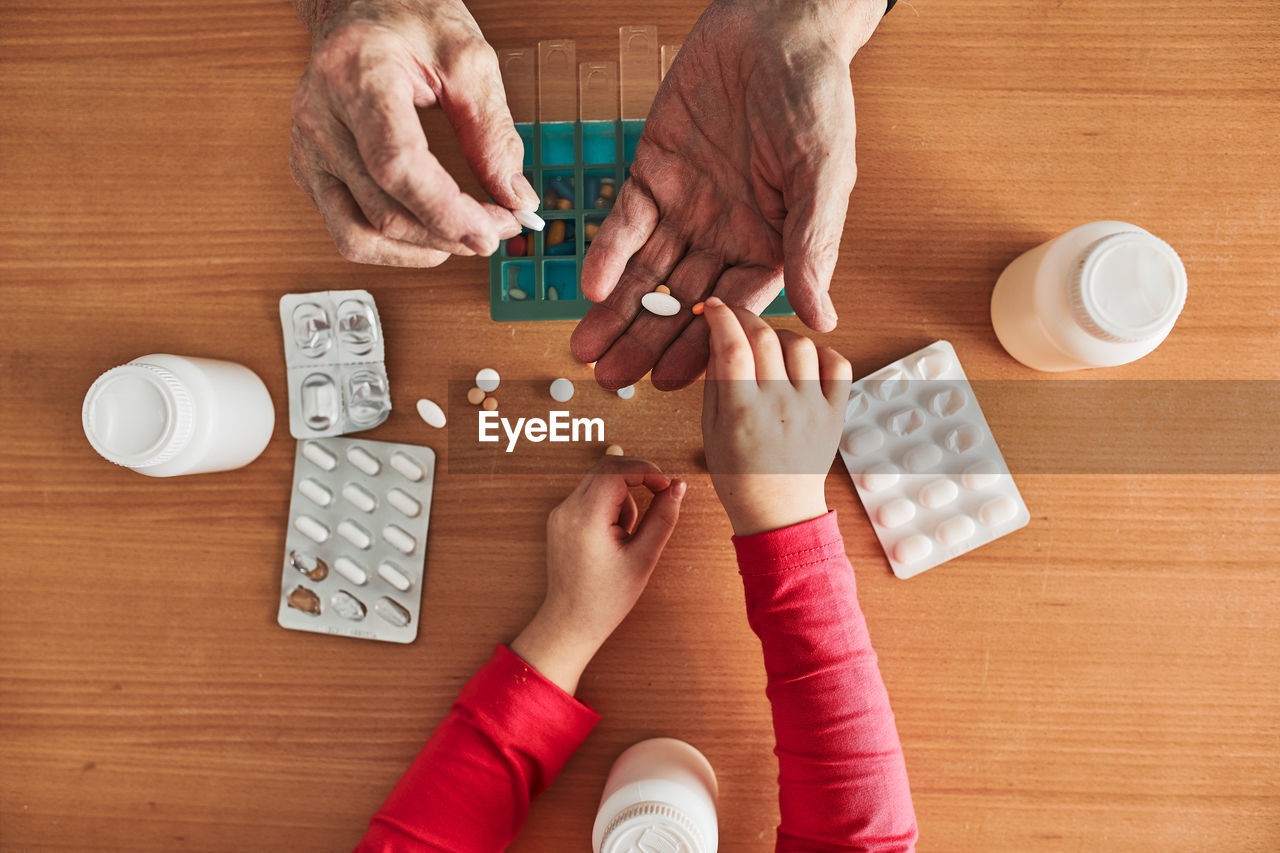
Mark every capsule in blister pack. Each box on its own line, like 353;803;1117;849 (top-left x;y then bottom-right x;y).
279;437;435;643
279;290;391;438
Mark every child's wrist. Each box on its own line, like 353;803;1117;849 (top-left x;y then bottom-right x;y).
725;498;830;537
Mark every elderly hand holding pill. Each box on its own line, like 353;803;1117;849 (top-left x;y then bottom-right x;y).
288;0;538;265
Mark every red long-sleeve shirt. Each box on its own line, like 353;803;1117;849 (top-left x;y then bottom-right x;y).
356;512;917;851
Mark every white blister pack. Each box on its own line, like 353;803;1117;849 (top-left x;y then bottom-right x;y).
838;340;1029;579
279;437;434;643
279;290;391;439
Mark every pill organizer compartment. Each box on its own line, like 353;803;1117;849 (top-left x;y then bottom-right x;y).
279;290;391;438
838;340;1030;579
279;437;435;643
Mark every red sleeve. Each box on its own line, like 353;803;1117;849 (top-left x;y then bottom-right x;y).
734;511;918;852
354;644;600;853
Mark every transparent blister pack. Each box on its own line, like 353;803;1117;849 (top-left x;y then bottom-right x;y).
838;341;1030;579
278;437;435;643
279;290;390;438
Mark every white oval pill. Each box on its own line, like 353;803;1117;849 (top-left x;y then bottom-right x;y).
342;482;377;513
936;515;976;546
893;534;933;564
374;597;412;628
640;291;681;316
377;561;413;592
475;368;500;392
944;423;984;454
346;446;381;475
297;477;332;507
979;495;1019;527
842;427;884;457
383;524;416;554
337;519;372;550
386;487;421;518
919;478;959;509
617;385;635;400
302;441;337;471
293;515;329;543
513;209;545;231
333;556;368;585
549;378;575;403
860;462;900;493
415;398;446;428
962;460;1001;490
902;443;943;473
390;451;425;482
876;497;917;529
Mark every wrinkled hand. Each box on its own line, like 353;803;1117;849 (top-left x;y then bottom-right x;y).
289;0;538;265
570;0;883;390
511;456;686;694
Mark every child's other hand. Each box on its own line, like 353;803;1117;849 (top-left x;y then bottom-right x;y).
512;457;686;694
701;296;852;537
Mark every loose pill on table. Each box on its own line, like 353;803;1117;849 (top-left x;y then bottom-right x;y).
893;534;933;565
294;515;330;543
605;444;624;456
655;284;671;295
302;440;337;471
936;515;976;546
297;477;333;507
286;586;322;615
549;378;574;402
330;590;367;620
691;301;705;315
475;368;500;392
640;291;681;316
386;487;421;518
416;398;447;428
617;385;635;400
979;495;1019;527
383;524;417;554
876;497;917;529
342;482;377;513
390;451;425;482
289;551;328;581
546;220;566;247
377;561;413;592
338;519;373;550
346;446;381;475
962;460;1001;490
902;443;943;473
919;478;960;509
513;209;545;231
482;396;498;411
334;556;368;585
859;462;900;493
466;387;486;405
841;426;884;457
374;597;412;628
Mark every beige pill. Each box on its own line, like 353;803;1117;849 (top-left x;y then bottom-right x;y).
841;426;883;457
546;220;566;247
919;478;959;509
979;495;1019;527
936;515;976;546
334;556;368;585
374;597;412;628
297;477;332;507
302;441;337;471
962;460;1001;490
859;462;900;493
893;534;933;564
467;387;486;405
383;523;417;554
387;487;421;518
293;515;329;543
342;482;377;513
599;180;616;199
346;446;381;476
337;519;373;550
482;396;498;411
390;451;425;482
605;444;624;456
377;561;413;592
875;497;917;529
655;284;671;295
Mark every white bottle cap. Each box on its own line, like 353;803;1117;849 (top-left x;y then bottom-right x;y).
598;802;708;853
82;362;195;469
1069;231;1187;343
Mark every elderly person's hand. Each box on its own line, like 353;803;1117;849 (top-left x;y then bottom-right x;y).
571;0;886;389
289;0;538;265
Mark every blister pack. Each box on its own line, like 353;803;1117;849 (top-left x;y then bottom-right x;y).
278;290;391;439
279;437;434;643
838;341;1029;579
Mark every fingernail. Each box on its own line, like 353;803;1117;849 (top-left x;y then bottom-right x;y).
820;291;838;324
510;172;538;209
705;296;724;309
672;479;687;500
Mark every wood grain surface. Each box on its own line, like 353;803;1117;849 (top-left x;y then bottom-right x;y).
2;1;1278;851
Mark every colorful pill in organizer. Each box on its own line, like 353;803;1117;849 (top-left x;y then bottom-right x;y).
838;340;1029;579
279;437;435;643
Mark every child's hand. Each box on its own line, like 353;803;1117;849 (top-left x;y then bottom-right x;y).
701;296;852;537
511;456;686;694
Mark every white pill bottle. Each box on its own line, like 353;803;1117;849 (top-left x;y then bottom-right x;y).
592;738;719;853
82;354;275;476
990;221;1187;371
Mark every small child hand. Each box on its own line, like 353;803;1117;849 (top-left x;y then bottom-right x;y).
511;456;686;694
701;297;852;537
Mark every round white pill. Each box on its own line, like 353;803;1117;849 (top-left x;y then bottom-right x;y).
936;515;976;546
415;398;446;428
475;368;500;393
337;519;372;550
374;597;412;628
386;487;421;518
640;291;681;316
962;460;1001;490
842;426;884;457
513;209;545;231
944;423;983;455
875;497;917;529
617;385;635;400
297;477;332;507
390;451;425;482
346;446;381;476
859;462;900;493
893;534;933;564
383;524;417;554
377;561;413;592
919;478;959;509
342;482;377;513
549;378;575;403
902;443;943;473
302;441;337;471
334;556;368;585
293;515;329;543
979;495;1019;527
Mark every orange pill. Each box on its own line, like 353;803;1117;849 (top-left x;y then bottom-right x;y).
655;284;670;295
466;387;486;405
556;198;572;210
605;444;624;456
482;397;498;411
691;301;706;315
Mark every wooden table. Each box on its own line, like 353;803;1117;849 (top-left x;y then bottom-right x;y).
2;1;1277;850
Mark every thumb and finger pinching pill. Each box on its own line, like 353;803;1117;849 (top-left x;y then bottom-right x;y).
513;210;545;231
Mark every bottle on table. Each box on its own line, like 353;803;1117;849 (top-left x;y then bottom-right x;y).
592;737;718;853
